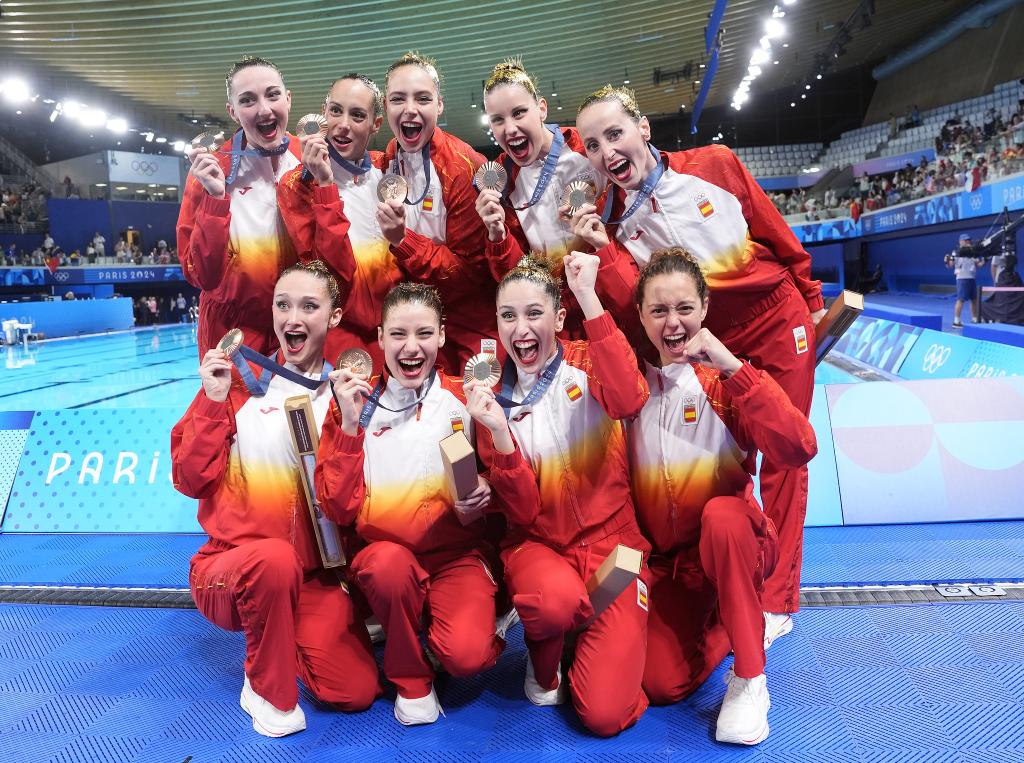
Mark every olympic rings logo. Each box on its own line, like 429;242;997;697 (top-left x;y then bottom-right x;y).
131;160;158;176
921;343;951;374
52;271;69;282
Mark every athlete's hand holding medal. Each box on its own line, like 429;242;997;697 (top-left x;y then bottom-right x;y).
199;348;233;402
329;349;374;436
187;132;228;199
375;175;408;246
296;114;332;186
566;201;610;250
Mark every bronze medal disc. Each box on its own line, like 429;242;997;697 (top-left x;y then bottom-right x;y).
560;179;597;215
463;353;501;388
297;113;328;137
218;328;243;356
377;173;409;204
474;161;507;192
190;130;224;153
336;348;373;376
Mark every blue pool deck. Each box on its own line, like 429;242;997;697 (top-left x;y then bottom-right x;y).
3;314;1024;761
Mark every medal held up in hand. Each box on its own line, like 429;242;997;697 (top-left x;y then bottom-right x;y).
474;161;508;192
296;113;328;137
377;173;409;204
463;353;501;388
560;179;597;217
336;348;373;376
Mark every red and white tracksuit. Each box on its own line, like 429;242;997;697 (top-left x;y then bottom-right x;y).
171;363;381;712
176;133;354;357
627;360;816;703
278;154;400;368
480;311;652;737
593;144;822;614
381;130;497;372
315;371;506;700
483;127;608;337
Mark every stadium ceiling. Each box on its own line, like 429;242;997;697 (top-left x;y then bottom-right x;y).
1;0;973;144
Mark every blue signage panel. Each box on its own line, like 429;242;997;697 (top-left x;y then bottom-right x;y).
898;328;984;380
853;149;936;178
792;218;862;243
962;341;1024;378
832;315;923;375
1;266;185;286
3;408;200;533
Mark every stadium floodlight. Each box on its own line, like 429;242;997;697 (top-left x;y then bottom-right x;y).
106;118;127;134
62;101;83;118
80;108;107;128
1;78;31;104
765;18;786;38
155;136;168;143
748;65;763;78
751;48;771;66
172;140;186;152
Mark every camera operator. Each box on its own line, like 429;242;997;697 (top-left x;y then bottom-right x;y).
944;233;986;328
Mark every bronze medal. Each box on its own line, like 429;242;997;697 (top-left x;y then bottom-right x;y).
377;173;409;204
463;353;501;388
218;328;244;356
474;161;508;192
296;113;328;137
560;179;597;216
190;130;224;153
336;348;373;376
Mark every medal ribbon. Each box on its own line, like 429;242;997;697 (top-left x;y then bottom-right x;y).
495;342;564;417
301;145;373;183
600;144;665;225
391;145;432;205
356;369;437;429
231;343;332;396
502;123;565;210
222;129;292;185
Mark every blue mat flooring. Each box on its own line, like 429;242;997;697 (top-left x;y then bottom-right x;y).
3;601;1024;762
4;520;1024;590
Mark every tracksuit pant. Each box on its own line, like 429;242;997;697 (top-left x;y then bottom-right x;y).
502;529;650;737
350;540;504;699
718;282;813;614
190;537;382;712
643;496;778;704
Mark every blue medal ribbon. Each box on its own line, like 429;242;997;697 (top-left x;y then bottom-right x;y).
600;144;665;225
391;145;432;205
230;343;332;396
300;144;373;183
502;123;565;211
495;342;564;417
222;128;292;185
356;369;437;429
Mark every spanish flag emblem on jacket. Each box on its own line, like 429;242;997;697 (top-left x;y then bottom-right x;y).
695;192;714;219
682;396;698;424
564;380;583;402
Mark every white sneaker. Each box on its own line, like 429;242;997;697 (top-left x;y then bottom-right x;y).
240;675;306;738
365;615;385;644
394;686;443;726
524;654;567;706
763;611;793;649
715;671;770;745
496;607;520;640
